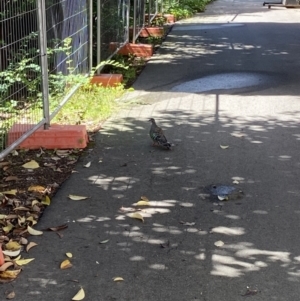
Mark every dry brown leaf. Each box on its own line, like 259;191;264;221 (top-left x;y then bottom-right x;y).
60;259;72;269
15;258;34;266
43;224;68;232
28;185;45;193
2;249;21;257
68;195;89;201
135;201;150;206
0;162;10;168
41;196;51;206
0;214;7;220
113;277;124;282
2;224;14;234
0;262;14;272
27;226;43;236
72;287;85;300
22;160;39;169
26;242;38;253
19;237;28;245
5;241;21;251
220;145;229;149
130;213;144;222
99;239;109;244
6;291;15;299
13;207;30;211
84;162;91;168
5;176;19;182
0;269;21;280
2;190;17;196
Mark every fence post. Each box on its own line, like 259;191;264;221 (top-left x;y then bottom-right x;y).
36;0;50;130
97;0;101;74
89;0;93;74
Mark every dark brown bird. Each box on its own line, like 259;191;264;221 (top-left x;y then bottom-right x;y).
149;118;171;150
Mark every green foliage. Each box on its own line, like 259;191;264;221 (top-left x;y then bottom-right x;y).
166;0;213;19
52;83;125;130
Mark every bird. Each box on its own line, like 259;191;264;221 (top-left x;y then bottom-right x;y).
149;118;171;150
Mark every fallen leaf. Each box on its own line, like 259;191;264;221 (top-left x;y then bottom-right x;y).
233;180;239;184
140;196;149;202
5;176;19;182
130;212;144;222
0;214;7;220
43;224;68;232
220;145;229;149
41;195;51;206
135;201;150;206
2;249;21;257
13;206;30;211
5;241;21;251
0;161;10;168
0;269;21;280
27;226;43;236
6;291;15;299
22;160;39;169
3;224;14;234
11;150;18;156
15;258;34;266
60;259;72;269
214;240;225;247
66;252;73;258
72;287;85;300
241;287;259;296
0;262;14;272
99;239;109;244
84;162;91;168
19;237;28;245
28;185;45;193
113;277;124;282
31;200;40;207
217;195;228;201
26;242;38;252
68;195;89;201
2;190;17;196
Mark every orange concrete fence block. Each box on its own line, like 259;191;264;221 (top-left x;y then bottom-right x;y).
0;245;4;266
7;124;89;150
110;42;154;57
90;74;123;87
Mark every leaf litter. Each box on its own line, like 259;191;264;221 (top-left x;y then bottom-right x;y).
0;148;82;281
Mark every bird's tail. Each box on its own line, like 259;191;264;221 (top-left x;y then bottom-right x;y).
164;142;172;150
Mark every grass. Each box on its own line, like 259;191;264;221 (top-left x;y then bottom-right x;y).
52;83;126;132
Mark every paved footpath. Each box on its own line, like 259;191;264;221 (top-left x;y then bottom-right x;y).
2;0;300;300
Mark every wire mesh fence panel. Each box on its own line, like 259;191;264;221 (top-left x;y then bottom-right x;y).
45;0;90;118
98;0;129;61
0;0;43;155
146;0;159;25
131;0;145;42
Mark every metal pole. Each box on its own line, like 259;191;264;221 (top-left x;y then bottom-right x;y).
89;0;93;74
37;0;50;130
132;0;136;43
125;0;130;42
97;0;101;74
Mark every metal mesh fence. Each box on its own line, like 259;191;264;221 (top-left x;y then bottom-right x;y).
0;0;90;159
98;0;129;61
45;0;90;117
0;0;43;154
146;0;159;25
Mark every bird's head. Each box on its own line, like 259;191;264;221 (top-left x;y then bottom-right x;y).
149;118;155;123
